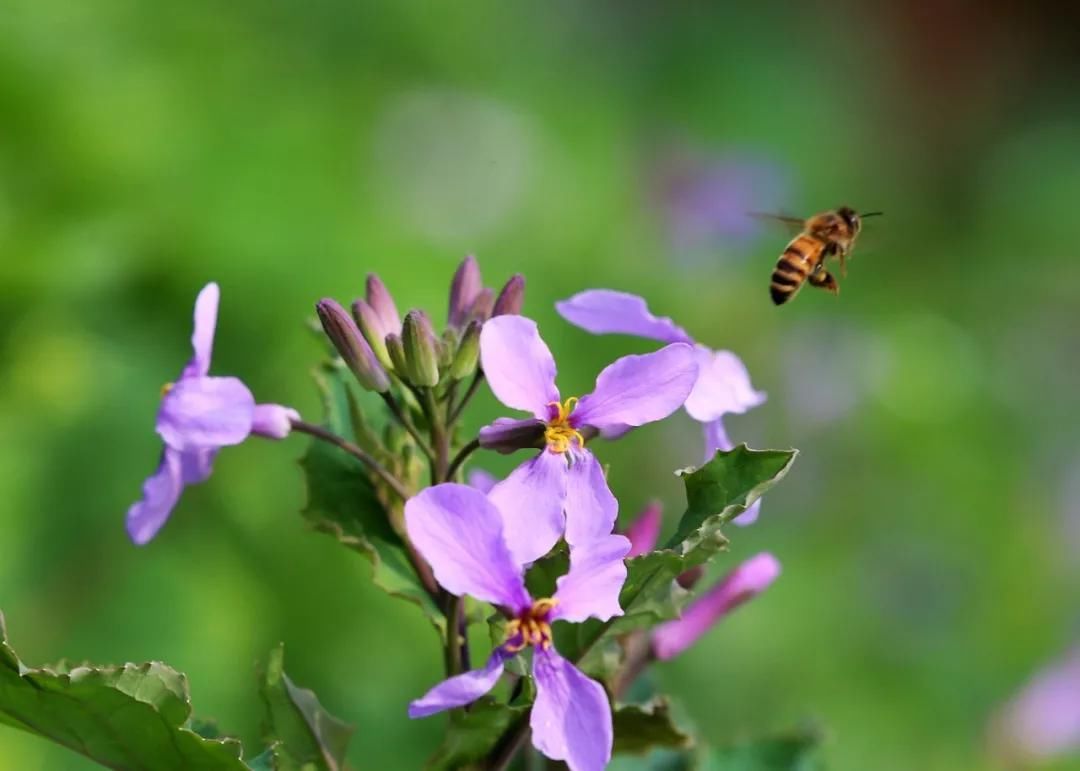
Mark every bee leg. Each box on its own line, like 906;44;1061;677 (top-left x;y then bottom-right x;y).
809;269;839;295
837;248;848;277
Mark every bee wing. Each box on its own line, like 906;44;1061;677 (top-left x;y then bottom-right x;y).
747;211;806;234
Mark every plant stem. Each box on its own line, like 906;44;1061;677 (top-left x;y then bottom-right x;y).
289;419;411;501
486;718;531;771
448;370;485;426
424;388;450;484
444;594;463;676
379;391;435;463
445;437;481;481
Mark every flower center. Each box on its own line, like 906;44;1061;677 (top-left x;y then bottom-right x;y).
544;397;585;454
504;598;557;652
161;382;175;397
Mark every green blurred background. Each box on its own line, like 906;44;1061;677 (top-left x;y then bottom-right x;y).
3;2;1080;769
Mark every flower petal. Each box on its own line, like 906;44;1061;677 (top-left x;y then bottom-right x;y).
552;535;629;623
479;316;559;418
478;417;546;455
448;254;483;328
531;648;613;771
625;501;662;558
573;343;697;432
563;451;617;546
487;452;568;567
181;282;220;379
126;448;184;545
156;376;256;452
404;484;530;610
555;289;692;344
652;552;780;660
684;346;766;422
703;419;761;526
408;649;509;718
251;404;300;439
178;447;218;485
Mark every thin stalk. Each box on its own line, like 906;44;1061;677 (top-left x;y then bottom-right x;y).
380;391;435;463
444;595;463;676
448;370;485;426
445;437;481;481
424;388;450;484
487;719;531;771
290;419;410;501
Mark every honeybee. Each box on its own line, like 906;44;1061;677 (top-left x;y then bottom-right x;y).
762;207;882;305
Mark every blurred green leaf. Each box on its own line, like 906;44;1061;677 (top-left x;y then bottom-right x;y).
425;697;526;771
0;611;249;770
300;366;443;632
613;698;692;755
260;644;354;771
699;730;823;771
570;446;796;665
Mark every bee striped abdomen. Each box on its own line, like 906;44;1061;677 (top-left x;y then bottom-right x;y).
770;236;819;305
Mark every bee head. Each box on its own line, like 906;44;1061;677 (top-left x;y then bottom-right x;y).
837;206;860;233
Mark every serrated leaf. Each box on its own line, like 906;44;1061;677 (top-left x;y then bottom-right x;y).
260;644;354;771
425;697;526;771
0;611;250;770
301;367;443;632
613;698;693;755
568;446;796;664
699;730;823;771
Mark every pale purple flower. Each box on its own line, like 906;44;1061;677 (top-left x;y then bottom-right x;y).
651;552;780;660
992;646;1080;763
405;483;629;771
478;315;697;564
126;283;298;545
556;289;766;525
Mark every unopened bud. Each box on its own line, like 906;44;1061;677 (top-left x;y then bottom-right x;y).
450;321;481;380
465;287;494;325
478;417;546;454
402;310;439;387
625;501;662;558
437;328;457;372
316;299;390;392
352;298;394;371
448;255;482;328
386;333;408;376
493;274;525;316
675;565;706;590
366;274;401;332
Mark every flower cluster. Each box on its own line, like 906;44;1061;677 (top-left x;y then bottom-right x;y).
123;258;783;770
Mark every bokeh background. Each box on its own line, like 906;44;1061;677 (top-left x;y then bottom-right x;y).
3;2;1080;769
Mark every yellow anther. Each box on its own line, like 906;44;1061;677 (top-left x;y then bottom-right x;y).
544;398;585;454
161;382;175;397
503;598;558;651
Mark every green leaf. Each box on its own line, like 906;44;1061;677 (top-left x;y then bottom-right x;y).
700;730;823;771
425;698;526;771
569;446;796;665
613;698;693;755
300;366;443;632
0;611;250;770
260;644;354;771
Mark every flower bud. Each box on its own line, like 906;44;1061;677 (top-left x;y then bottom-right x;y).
651;553;780;661
465;287;494;325
316;299;390;392
402;310;439;387
386;333;409;376
625;501;662;558
450;320;481;380
448;254;482;328
675;565;706;590
366;273;401;332
478;417;546;454
437;328;458;372
352;298;393;371
493;274;525;316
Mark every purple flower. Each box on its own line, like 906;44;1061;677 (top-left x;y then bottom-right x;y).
992;646;1080;763
126;283;298;545
651;552;780;660
405;483;628;771
478;315;697;564
556;289;766;525
624;501;663;559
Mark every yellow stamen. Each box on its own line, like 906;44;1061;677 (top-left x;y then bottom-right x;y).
161;382;174;397
544;398;585;454
503;598;558;652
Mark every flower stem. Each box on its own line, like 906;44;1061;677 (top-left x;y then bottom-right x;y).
289;418;411;501
486;718;531;771
424;388;450;484
448;369;485;426
444;594;463;676
379;391;435;464
445;437;481;481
